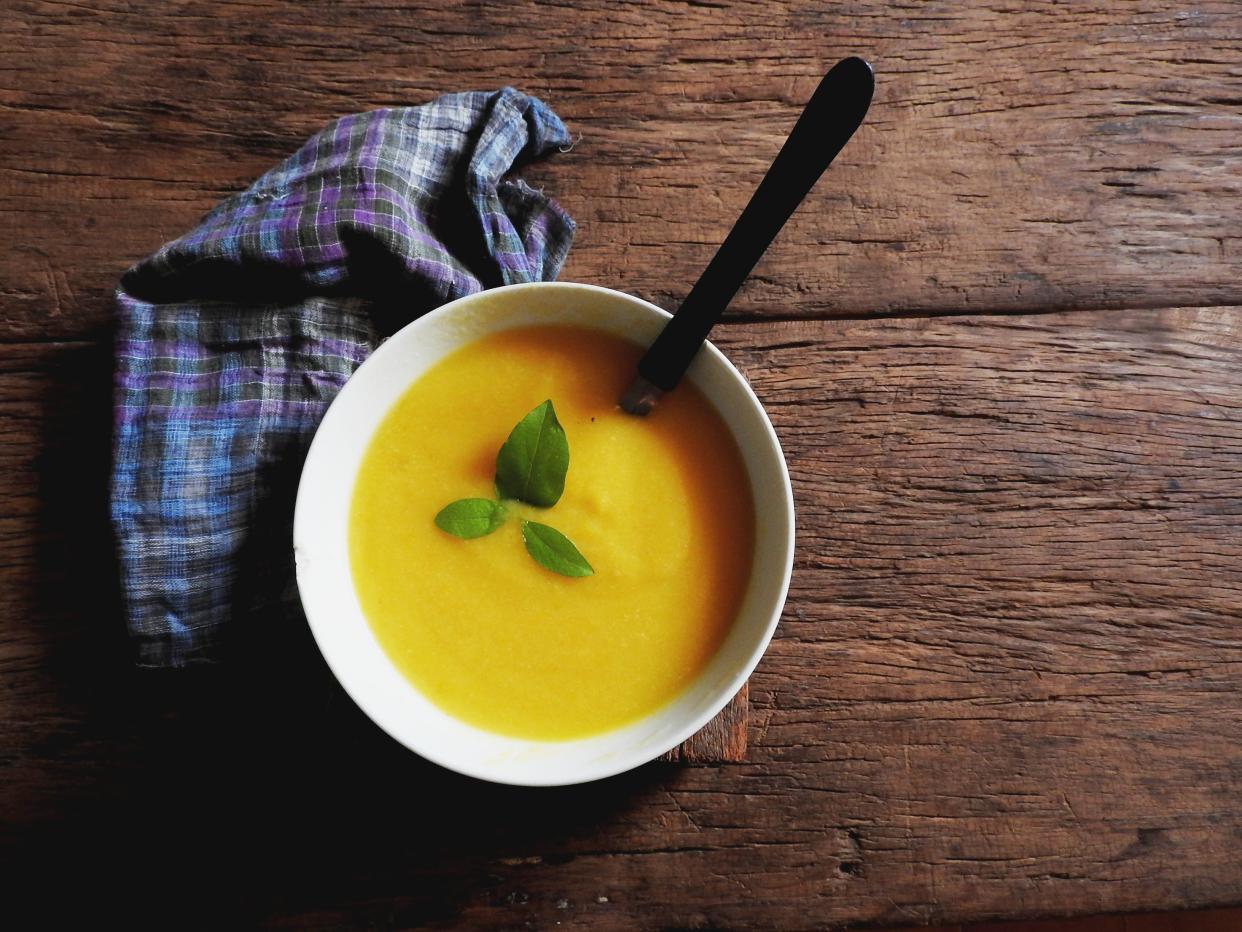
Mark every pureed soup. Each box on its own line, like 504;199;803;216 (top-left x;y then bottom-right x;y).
349;324;755;740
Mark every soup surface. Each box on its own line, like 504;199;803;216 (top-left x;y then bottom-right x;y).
350;324;755;740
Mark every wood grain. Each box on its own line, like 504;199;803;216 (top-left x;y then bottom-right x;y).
1;1;1240;340
661;684;749;764
3;308;1241;928
4;1;1242;926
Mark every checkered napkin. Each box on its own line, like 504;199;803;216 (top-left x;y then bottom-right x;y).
112;89;575;667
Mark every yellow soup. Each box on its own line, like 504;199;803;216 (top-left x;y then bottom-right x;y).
349;324;755;740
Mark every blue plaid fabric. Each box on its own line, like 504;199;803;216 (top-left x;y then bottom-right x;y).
112;89;575;666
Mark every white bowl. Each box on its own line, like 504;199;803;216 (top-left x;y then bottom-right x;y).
293;281;794;785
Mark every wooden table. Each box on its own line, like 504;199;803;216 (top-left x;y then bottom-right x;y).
3;2;1240;928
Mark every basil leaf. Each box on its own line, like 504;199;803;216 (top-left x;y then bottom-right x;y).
434;498;505;539
521;520;593;577
494;399;569;507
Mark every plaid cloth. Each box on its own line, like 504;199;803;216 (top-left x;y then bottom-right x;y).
112;88;575;667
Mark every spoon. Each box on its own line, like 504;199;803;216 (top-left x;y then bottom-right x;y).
620;56;875;415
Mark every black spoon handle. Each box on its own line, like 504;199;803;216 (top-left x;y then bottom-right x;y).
636;56;874;392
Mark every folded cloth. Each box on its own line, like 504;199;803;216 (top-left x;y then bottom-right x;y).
112;88;575;667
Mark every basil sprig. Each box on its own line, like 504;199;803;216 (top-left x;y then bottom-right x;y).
434;400;593;578
521;520;593;577
495;399;569;507
434;498;505;539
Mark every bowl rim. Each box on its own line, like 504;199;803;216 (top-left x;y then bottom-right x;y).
293;280;794;785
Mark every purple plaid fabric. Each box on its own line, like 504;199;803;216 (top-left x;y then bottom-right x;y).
112;89;575;666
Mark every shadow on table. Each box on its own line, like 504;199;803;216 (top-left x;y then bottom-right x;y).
16;333;668;928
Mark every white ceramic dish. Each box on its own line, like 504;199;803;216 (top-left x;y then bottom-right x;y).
293;281;794;785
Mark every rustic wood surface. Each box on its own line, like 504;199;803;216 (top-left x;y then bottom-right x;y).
661;684;749;764
2;1;1241;929
897;905;1242;932
5;0;1241;336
